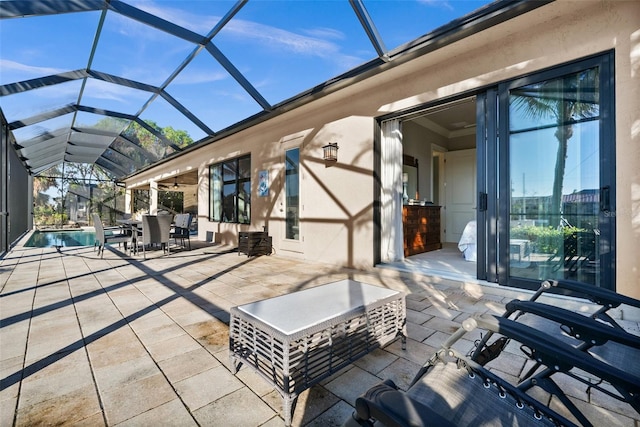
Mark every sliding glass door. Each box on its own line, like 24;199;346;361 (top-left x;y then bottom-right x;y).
498;53;615;290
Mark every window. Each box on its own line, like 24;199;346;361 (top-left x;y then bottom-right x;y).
209;155;251;224
285;148;299;239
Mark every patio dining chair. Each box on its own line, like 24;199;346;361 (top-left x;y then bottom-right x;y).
344;313;635;427
170;213;192;250
136;214;173;259
92;213;130;258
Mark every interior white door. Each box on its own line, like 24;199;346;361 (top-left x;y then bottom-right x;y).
444;149;476;243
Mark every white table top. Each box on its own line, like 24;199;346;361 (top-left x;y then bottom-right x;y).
236;279;402;336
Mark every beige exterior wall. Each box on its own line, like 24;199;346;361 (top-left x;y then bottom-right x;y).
126;0;640;298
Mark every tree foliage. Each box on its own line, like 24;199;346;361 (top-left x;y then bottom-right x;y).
511;68;599;227
32;117;194;227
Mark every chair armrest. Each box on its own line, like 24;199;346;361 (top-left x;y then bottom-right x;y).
505;299;640;348
539;279;640;310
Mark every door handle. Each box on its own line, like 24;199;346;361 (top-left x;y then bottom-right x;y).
478;192;488;211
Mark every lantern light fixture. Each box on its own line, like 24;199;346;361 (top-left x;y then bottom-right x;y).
322;143;339;162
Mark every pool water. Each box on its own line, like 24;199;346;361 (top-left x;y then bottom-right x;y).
26;229;96;247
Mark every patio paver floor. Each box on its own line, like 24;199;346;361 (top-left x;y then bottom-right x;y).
1;240;639;426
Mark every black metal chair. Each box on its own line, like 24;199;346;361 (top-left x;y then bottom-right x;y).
345;313;636;427
468;279;640;424
170;213;192;250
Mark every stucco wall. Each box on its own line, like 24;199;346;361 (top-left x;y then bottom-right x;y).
127;0;639;298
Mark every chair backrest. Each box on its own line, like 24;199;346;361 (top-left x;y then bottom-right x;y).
140;215;153;245
183;213;193;228
173;214;185;228
172;213;192;231
157;214;173;241
142;215;172;245
92;213;105;244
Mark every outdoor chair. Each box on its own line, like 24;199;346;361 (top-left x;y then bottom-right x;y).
136;214;172;259
471;279;640;361
531;279;640;330
468;280;640;422
344;313;635;427
170;213;192;250
92;213;130;258
546;231;598;277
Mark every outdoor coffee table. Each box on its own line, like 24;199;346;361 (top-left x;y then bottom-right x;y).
229;279;406;426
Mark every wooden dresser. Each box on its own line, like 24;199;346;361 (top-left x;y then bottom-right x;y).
403;205;442;256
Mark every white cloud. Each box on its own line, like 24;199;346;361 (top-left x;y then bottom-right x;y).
0;59;62;78
171;69;228;86
226;19;339;57
303;27;345;41
82;79;149;105
126;0;220;35
106;1;364;71
417;0;454;12
224;19;363;69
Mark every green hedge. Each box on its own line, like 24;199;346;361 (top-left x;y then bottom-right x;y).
510;225;584;254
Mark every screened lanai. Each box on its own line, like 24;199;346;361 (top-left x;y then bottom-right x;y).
1;0;501;178
1;0;546;251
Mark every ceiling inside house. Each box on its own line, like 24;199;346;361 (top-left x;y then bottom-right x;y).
409;96;477;139
1;0;527;180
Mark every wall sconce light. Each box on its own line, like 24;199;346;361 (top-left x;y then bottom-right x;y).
322;143;339;162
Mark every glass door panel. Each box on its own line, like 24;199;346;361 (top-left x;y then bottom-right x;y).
507;67;602;286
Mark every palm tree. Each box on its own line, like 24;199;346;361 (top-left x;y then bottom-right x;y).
511;68;599;227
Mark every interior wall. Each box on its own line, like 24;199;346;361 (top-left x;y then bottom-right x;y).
182;186;198;214
402;122;446;202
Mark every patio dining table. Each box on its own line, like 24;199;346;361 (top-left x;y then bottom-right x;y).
116;219;142;254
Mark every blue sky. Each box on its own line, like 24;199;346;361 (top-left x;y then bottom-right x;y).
1;0;492;146
510;121;600;199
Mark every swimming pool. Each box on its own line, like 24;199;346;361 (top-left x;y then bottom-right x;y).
25;229;96;247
